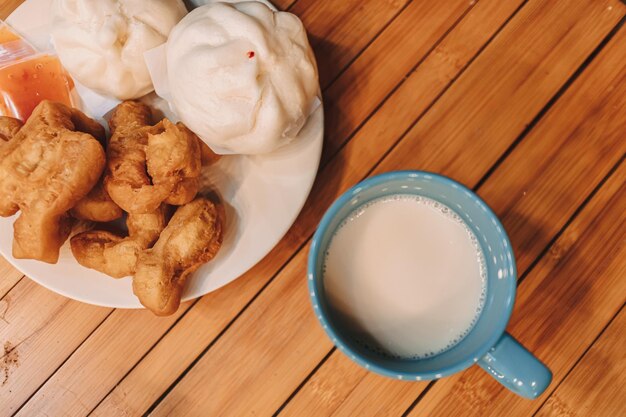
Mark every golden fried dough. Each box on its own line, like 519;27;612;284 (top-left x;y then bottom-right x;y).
0;117;22;144
165;177;200;205
0;101;106;263
147;119;202;205
104;101;167;213
133;197;223;316
104;101;202;214
71;180;123;222
70;205;168;278
72;115;122;222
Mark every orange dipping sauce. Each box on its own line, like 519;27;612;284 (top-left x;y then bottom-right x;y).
0;54;74;121
0;25;21;43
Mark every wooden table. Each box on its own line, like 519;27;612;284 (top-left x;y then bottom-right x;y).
1;0;625;416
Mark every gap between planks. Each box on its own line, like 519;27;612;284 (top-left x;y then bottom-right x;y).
531;302;626;417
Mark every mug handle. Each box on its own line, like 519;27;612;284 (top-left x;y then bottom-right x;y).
477;332;552;399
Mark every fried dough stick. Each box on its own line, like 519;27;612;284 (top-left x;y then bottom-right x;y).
104;101;202;214
133;197;223;316
70;205;168;278
0;110;118;237
0;101;105;263
71;180;124;222
0;117;22;144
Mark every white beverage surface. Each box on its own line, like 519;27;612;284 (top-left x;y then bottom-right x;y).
323;195;486;359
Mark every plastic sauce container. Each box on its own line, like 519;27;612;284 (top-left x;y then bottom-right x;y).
0;21;74;121
0;54;74;120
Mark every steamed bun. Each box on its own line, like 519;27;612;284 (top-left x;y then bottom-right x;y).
166;2;319;155
51;0;187;100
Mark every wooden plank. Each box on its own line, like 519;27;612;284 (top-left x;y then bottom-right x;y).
0;280;110;414
321;0;472;158
0;0;21;20
25;227;359;415
281;11;626;415
291;0;413;88
404;21;626;417
14;305;189;417
467;25;626;274
145;3;625;415
273;0;297;10
373;0;624;186
282;352;425;416
534;307;626;417
90;241;305;417
324;0;524;171
0;259;22;299
407;162;626;417
150;246;328;417
326;368;421;417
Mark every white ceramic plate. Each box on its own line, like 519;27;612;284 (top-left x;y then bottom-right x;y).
0;0;323;308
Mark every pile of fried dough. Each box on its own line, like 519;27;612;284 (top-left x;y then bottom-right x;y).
0;100;223;316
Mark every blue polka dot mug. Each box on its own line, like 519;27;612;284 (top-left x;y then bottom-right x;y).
308;171;552;399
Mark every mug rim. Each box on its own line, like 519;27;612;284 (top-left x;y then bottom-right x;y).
307;170;517;380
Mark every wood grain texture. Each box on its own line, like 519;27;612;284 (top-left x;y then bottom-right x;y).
0;0;22;20
407;160;626;417
291;0;412;88
535;307;626;417
273;0;297;10
90;268;287;416
149;246;331;417
286;359;425;417
14;304;190;416
373;0;624;186
283;16;626;415
0;258;22;299
323;0;526;171
402;20;626;416
151;154;626;415
321;0;471;159
0;280;110;414
145;3;625;416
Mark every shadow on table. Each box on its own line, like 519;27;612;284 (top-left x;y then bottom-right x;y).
504;204;596;336
502;208;551;273
313;33;368;160
283;34;361;239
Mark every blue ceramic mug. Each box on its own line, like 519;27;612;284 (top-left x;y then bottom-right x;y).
308;171;552;399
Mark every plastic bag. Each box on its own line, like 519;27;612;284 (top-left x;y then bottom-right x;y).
0;21;37;66
0;20;73;121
